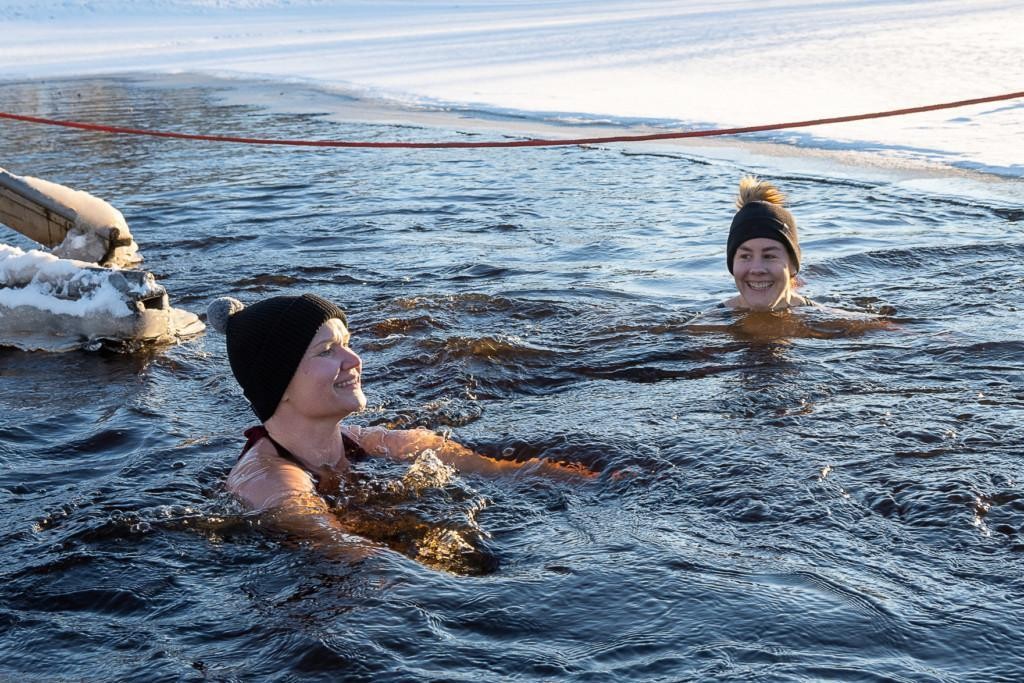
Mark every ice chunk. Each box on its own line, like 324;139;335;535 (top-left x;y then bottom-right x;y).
0;243;203;351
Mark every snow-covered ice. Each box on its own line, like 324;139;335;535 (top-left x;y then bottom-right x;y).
0;0;1021;177
0;169;202;351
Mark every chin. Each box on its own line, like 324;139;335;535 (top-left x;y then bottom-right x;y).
742;288;785;311
330;386;366;413
349;389;367;413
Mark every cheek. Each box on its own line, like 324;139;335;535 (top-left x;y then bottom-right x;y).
299;360;336;385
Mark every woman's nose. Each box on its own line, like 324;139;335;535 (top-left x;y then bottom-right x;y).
341;347;362;370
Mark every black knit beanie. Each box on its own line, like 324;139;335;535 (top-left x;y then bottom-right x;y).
207;294;348;422
726;201;801;274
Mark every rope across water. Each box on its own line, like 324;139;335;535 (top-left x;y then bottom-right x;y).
1;91;1021;149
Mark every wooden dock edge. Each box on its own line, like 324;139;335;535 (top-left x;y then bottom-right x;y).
0;172;75;248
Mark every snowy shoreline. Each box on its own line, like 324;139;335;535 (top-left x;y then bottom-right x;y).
71;71;1024;208
0;0;1021;181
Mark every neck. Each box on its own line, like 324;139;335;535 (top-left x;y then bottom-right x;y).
263;412;348;471
735;289;803;312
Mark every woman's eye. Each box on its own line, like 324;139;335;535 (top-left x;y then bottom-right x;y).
318;347;333;356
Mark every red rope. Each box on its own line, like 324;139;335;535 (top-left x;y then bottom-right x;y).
1;91;1021;148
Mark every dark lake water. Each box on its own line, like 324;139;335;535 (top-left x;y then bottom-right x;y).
1;76;1023;682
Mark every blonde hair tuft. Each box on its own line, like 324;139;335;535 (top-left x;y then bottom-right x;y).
736;176;786;209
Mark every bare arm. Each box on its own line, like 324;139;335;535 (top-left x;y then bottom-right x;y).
345;425;596;481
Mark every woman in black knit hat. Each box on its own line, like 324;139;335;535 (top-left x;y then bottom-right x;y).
723;176;812;311
207;293;590;562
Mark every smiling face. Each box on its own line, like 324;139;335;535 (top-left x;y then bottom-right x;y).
279;318;366;420
731;237;797;311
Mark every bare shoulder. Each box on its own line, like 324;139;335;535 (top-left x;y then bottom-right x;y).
227;438;316;511
795;294;821;308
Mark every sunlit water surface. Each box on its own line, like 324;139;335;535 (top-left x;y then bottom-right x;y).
1;76;1023;682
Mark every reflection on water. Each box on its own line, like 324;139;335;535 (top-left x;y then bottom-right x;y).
1;75;1023;681
685;304;897;341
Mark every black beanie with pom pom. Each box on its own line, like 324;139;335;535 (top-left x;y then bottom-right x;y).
207;294;347;422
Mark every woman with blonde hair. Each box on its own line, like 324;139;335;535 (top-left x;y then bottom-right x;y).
723;176;812;311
